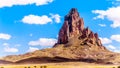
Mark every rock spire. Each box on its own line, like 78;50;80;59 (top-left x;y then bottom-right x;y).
54;8;104;48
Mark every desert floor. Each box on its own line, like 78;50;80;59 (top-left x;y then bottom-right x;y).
0;62;119;68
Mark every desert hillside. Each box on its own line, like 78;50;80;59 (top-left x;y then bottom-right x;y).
1;8;120;65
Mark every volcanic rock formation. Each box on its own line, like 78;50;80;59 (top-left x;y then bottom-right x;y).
54;8;105;50
2;8;120;65
57;8;84;44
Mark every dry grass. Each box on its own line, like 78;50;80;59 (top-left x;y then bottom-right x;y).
0;63;119;68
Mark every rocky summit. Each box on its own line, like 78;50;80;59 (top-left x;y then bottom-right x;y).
1;8;120;65
54;8;106;51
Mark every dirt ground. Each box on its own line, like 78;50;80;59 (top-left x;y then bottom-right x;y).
0;62;119;68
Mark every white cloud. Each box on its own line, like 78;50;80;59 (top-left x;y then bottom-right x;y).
21;15;52;25
50;13;61;23
4;46;18;53
105;44;120;53
2;43;19;53
0;0;53;8
107;45;116;50
111;34;120;42
3;43;9;46
114;49;120;53
28;38;57;46
98;24;106;27
92;6;120;28
99;37;112;44
28;47;39;52
21;14;61;25
0;33;11;40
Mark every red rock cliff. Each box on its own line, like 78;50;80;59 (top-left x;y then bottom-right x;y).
54;8;104;49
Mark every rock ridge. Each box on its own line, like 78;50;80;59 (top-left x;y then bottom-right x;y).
54;8;105;50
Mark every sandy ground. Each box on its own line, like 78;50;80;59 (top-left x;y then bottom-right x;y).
0;62;119;68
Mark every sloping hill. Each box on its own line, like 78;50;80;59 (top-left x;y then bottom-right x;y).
1;8;120;65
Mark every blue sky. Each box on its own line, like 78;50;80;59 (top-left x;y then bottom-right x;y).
0;0;120;57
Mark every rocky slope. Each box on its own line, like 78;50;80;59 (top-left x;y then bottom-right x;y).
54;8;106;50
1;8;120;64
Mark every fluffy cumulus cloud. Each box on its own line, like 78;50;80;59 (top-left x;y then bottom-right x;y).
92;6;120;28
28;38;57;46
98;24;106;27
3;43;19;53
4;46;18;53
22;15;52;25
114;49;120;53
21;14;61;25
0;0;53;8
3;43;9;46
0;33;11;40
111;34;120;42
107;45;116;50
28;47;39;52
105;44;120;53
99;37;112;44
50;13;61;23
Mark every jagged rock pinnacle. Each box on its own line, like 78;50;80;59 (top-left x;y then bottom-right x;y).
57;8;84;44
54;8;106;50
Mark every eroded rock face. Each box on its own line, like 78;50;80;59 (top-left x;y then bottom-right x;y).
54;8;105;49
57;8;84;44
